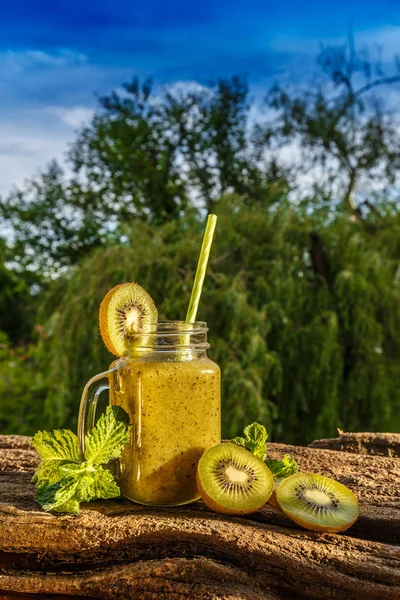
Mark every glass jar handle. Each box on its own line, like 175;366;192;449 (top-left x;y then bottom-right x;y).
77;368;117;456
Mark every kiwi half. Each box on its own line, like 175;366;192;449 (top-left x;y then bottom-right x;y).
99;283;158;357
276;473;359;533
196;443;274;515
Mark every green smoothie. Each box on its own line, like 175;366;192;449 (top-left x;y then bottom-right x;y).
109;356;221;505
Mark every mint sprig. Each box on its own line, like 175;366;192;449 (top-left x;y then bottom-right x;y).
32;406;131;515
231;422;298;478
231;422;268;461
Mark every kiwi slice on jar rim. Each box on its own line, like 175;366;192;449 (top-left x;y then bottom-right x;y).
196;443;274;515
99;283;158;357
276;472;359;533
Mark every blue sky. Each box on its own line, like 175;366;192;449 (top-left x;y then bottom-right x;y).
1;0;400;195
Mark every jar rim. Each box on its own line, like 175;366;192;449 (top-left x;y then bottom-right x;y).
125;320;209;351
132;320;208;335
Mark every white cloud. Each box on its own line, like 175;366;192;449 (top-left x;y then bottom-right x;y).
165;80;212;96
0;110;76;197
0;48;105;197
1;26;399;204
0;49;87;77
48;106;95;128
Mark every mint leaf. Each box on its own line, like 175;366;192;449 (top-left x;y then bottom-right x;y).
36;479;81;514
59;463;86;476
243;423;268;457
83;466;120;501
36;465;120;514
32;405;130;515
231;423;298;482
231;422;268;460
32;429;80;461
63;465;120;503
230;436;247;449
32;429;81;486
35;482;60;507
55;499;81;514
266;454;298;479
84;405;131;465
45;479;81;512
32;458;79;487
243;423;268;445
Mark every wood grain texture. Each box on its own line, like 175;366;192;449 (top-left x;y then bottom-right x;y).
309;432;400;458
0;435;399;600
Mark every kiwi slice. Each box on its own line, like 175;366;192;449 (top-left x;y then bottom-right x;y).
276;473;359;532
196;443;274;515
99;283;158;357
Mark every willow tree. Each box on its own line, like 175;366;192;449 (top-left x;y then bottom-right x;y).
3;196;397;444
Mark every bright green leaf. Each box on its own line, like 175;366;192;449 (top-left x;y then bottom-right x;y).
243;422;268;445
81;466;120;501
230;436;247;448
231;421;268;460
55;499;81;514
32;429;80;461
33;407;129;514
32;429;81;487
36;479;81;513
32;458;79;487
84;405;131;465
266;454;298;479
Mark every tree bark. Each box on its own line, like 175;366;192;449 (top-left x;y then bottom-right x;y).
309;431;400;458
344;169;357;212
0;435;399;600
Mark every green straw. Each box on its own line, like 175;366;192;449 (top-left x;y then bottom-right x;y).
186;214;218;324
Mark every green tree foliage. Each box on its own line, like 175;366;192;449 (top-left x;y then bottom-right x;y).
0;77;285;275
0;331;49;434
262;35;400;209
70;76;283;214
0;161;116;275
0;242;35;343
3;197;399;444
70;78;189;223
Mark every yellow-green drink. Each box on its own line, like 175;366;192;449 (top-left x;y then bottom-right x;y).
110;353;220;505
78;320;221;506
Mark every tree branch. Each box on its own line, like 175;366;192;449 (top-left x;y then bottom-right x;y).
355;76;400;99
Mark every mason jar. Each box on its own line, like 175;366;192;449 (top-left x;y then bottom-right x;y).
78;321;221;506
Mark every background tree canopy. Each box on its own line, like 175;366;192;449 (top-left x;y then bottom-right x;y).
1;37;400;443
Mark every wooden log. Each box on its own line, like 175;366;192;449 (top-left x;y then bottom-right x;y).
309;431;400;457
0;436;399;600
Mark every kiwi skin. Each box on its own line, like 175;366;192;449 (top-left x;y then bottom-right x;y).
196;444;274;516
267;478;284;509
276;473;359;533
99;284;124;356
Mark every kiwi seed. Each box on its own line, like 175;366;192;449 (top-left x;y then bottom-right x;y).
196;443;274;515
276;472;359;533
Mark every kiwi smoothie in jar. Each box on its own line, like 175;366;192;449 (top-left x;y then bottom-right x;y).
110;328;221;505
78;216;221;506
